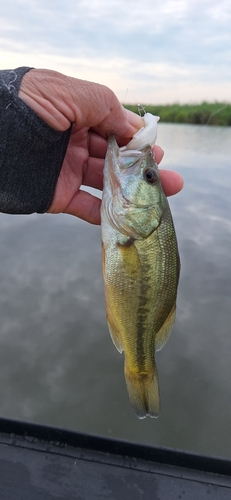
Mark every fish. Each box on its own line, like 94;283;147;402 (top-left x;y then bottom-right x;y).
101;113;180;418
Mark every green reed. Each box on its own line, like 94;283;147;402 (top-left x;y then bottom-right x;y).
123;102;231;126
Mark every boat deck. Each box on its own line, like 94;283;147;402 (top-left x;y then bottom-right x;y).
0;417;231;499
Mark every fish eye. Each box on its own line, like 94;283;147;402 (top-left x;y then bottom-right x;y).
143;168;159;184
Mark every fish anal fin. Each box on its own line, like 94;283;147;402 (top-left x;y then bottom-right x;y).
124;362;160;419
155;303;176;352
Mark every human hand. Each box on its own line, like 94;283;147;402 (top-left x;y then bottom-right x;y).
19;69;183;224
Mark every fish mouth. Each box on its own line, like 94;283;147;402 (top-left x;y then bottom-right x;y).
104;135;161;238
107;136;159;209
109;134;153;168
118;145;153;172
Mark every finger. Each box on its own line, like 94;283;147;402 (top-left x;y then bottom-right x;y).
160;170;184;197
89;129;165;162
85;144;165;191
153;145;164;164
85;134;180;197
124;108;145;135
63;189;101;225
19;70;144;138
79;84;144;139
88;130;132;156
63;171;183;223
88;131;108;158
83;157;104;191
82;159;183;199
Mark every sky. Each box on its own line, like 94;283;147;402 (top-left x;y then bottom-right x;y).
0;0;230;104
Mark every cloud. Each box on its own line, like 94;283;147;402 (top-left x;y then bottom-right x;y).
0;0;231;103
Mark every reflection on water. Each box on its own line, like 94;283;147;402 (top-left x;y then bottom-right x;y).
0;124;231;459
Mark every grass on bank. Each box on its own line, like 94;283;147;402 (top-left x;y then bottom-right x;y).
123;102;231;126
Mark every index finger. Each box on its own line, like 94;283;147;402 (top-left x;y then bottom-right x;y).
89;132;165;163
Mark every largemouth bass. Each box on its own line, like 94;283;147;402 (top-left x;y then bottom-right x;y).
101;114;180;418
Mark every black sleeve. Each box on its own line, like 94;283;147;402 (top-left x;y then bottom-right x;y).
0;67;72;214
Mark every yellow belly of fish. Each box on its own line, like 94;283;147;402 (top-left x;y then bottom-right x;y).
102;222;179;419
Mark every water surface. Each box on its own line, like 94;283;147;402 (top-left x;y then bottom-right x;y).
0;123;230;459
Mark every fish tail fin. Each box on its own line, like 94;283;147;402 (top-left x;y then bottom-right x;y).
124;362;160;419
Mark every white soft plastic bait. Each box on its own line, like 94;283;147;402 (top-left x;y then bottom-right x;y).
119;113;160;156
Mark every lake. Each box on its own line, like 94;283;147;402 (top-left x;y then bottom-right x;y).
0;123;230;459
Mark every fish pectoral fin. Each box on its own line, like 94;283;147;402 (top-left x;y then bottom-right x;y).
124;362;160;419
155;303;176;352
117;241;141;279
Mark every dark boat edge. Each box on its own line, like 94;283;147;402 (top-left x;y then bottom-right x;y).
0;415;230;477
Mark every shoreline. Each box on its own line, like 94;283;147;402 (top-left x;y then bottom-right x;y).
123;102;231;126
